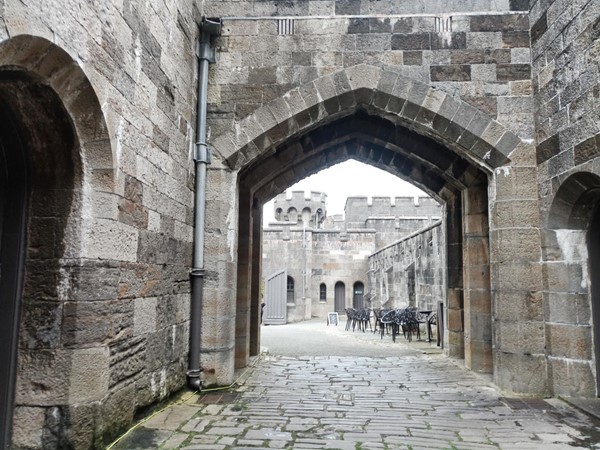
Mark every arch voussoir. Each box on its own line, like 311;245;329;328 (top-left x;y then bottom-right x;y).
221;64;522;178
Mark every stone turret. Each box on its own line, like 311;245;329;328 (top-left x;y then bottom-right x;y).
273;191;327;228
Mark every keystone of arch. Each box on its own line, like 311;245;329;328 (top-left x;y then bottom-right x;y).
213;64;520;173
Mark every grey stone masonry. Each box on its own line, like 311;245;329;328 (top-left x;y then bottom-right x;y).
111;324;600;450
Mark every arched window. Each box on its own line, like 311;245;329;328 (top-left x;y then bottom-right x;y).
302;207;311;225
319;283;326;302
287;276;295;303
275;207;283;221
288;207;298;223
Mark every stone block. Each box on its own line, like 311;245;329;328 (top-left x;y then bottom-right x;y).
16;349;70;405
134;297;158;336
81;218;139;262
519;321;545;354
467;32;502;49
502;30;530;48
545;292;591;326
430;64;471;82
496;63;531;81
403;50;422;65
495;320;520;353
546;323;592;360
11;406;45;449
542;261;585;294
200;348;236;388
356;33;391;51
393;17;413;33
18;301;62;349
548;356;596;397
574;133;600;165
465;339;493;373
391;33;430;50
494;351;548;395
494;290;544;322
97;382;136;442
495;260;542;292
494;166;539;201
109;335;146;387
431;32;467;50
68;347;110;402
491;228;542;263
470;14;529;32
447;307;464;332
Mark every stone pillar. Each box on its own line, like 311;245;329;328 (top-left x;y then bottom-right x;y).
490;151;546;395
463;184;492;373
202;166;237;386
235;187;252;369
444;191;464;358
249;203;262;357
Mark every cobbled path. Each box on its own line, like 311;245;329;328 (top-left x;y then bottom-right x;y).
113;322;600;449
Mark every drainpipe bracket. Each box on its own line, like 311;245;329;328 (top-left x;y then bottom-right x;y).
194;143;211;164
198;44;217;63
191;268;206;278
187;368;204;377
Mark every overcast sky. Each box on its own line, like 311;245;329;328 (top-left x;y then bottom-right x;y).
262;160;428;223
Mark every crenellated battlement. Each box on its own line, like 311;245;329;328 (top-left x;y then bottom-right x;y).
344;196;441;224
273;190;328;225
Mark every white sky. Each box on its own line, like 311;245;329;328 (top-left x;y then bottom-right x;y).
262;160;428;223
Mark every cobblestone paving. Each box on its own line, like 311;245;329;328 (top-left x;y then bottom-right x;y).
114;352;600;449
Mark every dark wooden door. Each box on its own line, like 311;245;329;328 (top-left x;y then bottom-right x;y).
0;100;29;449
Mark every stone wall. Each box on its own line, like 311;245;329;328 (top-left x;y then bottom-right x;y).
345;196;441;224
204;2;533;142
205;0;541;392
531;0;600;396
368;221;444;312
1;1;199;447
6;0;600;446
262;225;376;320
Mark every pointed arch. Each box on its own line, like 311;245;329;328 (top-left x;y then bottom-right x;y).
209;65;521;383
211;64;520;174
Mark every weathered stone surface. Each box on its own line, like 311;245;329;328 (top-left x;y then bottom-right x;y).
11;407;45;449
4;0;600;447
430;65;471;82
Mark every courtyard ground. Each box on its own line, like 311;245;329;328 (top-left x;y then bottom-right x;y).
112;318;600;449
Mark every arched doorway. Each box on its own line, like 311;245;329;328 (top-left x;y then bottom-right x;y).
546;172;600;396
208;67;521;384
0;98;29;449
353;281;364;309
335;281;346;312
0;35;114;447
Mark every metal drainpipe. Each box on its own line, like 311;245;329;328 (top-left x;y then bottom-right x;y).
188;16;221;391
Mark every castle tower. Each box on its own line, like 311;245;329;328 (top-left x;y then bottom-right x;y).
273;191;327;228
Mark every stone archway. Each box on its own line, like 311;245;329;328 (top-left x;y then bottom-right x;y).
202;65;524;386
545;172;600;397
0;35;113;448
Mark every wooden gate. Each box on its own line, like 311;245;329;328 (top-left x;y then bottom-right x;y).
264;269;287;325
